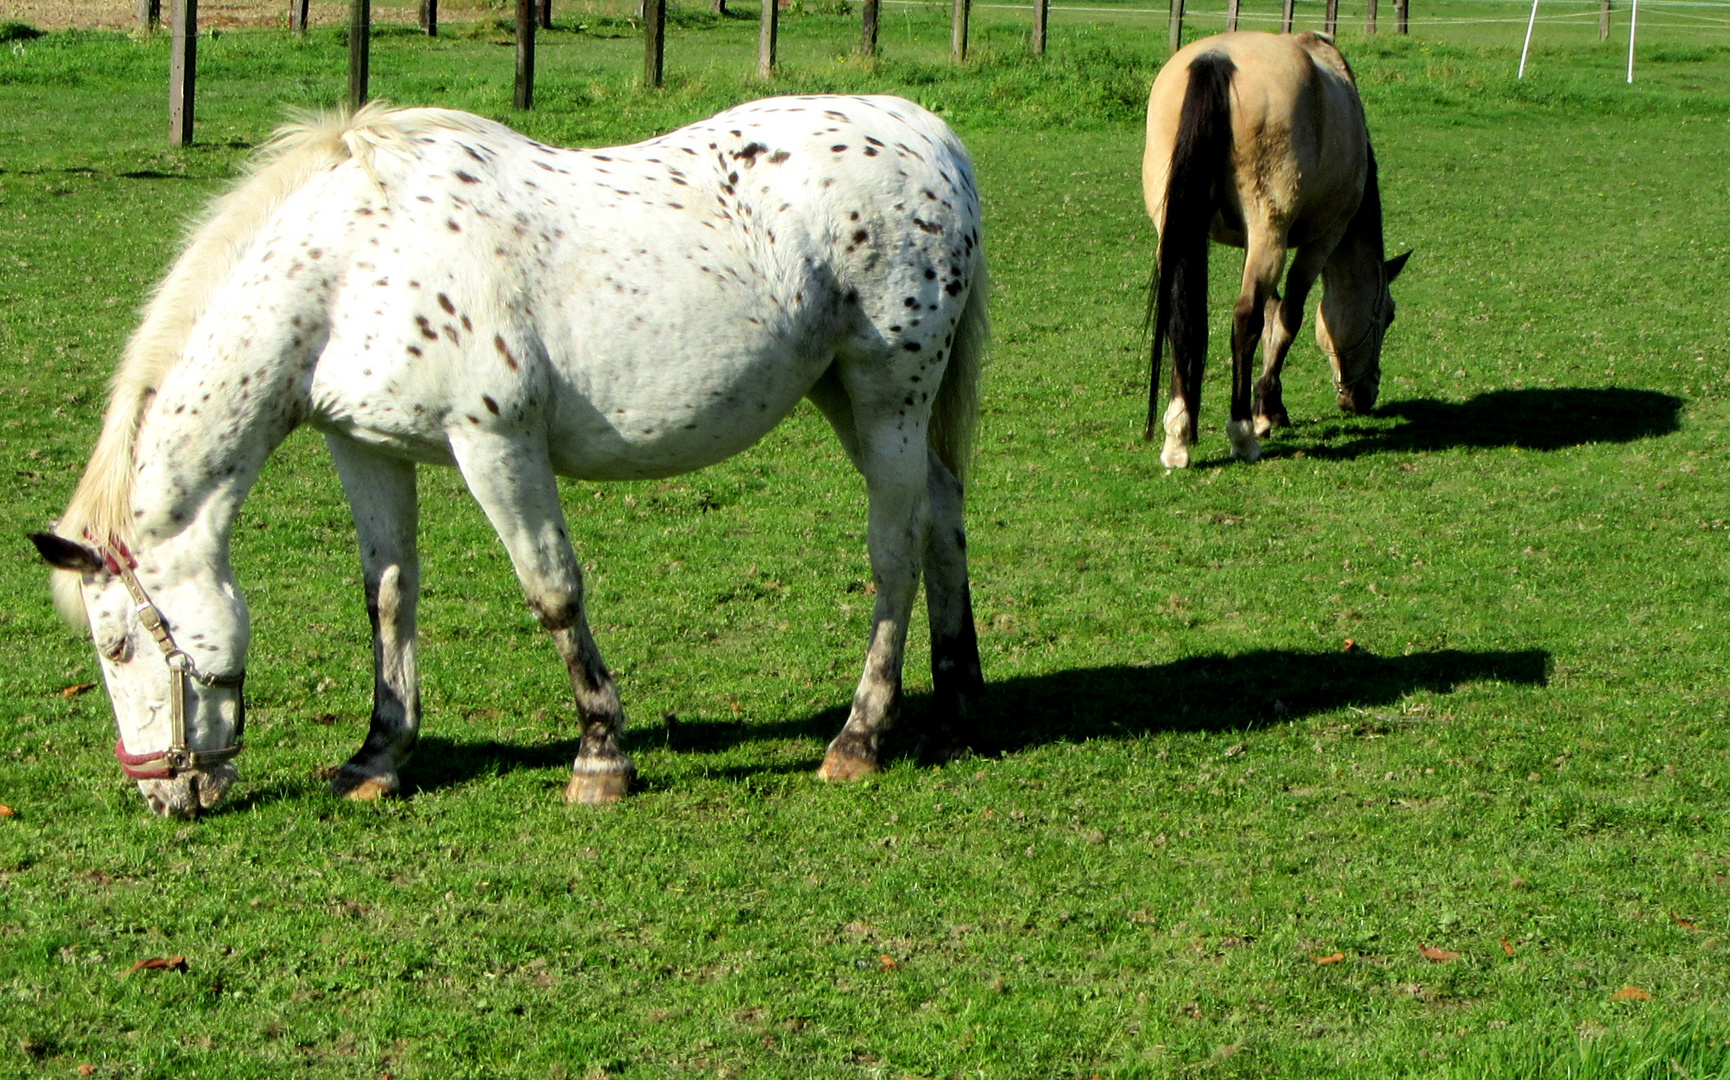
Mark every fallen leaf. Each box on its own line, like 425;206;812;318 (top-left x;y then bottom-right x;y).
1224;743;1246;757
1670;912;1701;931
1342;639;1358;652
61;683;96;698
77;1066;95;1077
1419;944;1460;963
1610;986;1651;1002
1312;951;1346;965
0;805;14;818
128;956;187;973
878;954;899;972
1500;937;1515;956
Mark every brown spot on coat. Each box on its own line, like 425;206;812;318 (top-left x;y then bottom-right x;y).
494;334;519;370
438;293;456;314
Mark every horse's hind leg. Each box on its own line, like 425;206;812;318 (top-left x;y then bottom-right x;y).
808;368;932;781
920;448;982;762
328;437;422;799
1227;237;1290;462
449;429;634;804
1253;243;1330;439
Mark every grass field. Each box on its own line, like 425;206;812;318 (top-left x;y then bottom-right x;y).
2;9;1729;1078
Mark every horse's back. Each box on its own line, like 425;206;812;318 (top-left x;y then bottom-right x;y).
1144;31;1368;247
293;97;981;481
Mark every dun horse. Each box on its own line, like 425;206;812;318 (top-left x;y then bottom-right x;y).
1143;31;1409;468
31;97;989;818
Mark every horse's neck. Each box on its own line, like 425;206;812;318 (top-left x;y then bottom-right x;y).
128;335;307;559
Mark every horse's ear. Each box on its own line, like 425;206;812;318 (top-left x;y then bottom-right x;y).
29;532;103;574
1385;250;1412;281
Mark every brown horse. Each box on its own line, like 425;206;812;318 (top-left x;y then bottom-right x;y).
1143;31;1409;468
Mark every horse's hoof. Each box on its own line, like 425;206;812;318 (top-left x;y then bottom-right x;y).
1226;420;1261;463
817;749;879;782
564;757;634;805
1160;440;1191;469
332;766;399;801
1253;415;1274;439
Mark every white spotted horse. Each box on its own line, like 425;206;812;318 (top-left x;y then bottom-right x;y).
1143;31;1409;468
30;96;989;818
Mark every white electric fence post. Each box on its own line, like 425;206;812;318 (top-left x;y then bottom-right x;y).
1518;0;1539;78
1626;0;1638;82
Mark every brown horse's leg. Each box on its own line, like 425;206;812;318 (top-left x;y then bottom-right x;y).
1228;238;1287;462
1254;243;1331;438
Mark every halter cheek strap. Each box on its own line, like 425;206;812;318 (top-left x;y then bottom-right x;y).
102;550;246;781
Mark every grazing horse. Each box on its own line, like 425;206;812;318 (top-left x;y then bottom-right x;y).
30;96;989;818
1143;31;1409;468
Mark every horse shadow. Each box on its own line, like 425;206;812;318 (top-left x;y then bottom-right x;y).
387;645;1548;793
1266;387;1683;460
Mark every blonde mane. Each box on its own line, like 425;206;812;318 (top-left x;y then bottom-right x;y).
51;102;502;623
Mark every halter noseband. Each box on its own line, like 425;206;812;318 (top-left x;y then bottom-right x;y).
100;544;246;781
1325;294;1388;396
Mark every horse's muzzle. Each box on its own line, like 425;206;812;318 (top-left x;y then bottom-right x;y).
136;763;237;819
1338;383;1378;415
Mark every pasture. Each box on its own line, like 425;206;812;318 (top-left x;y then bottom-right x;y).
2;6;1729;1077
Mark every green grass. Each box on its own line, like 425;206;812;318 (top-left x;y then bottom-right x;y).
3;10;1730;1079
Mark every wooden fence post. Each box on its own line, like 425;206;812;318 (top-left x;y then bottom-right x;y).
1033;0;1048;52
862;0;879;54
139;0;161;32
541;0;553;28
1226;0;1238;31
644;0;665;87
1366;0;1377;33
952;0;969;62
758;0;777;75
349;0;370;110
291;0;309;34
1167;0;1183;53
712;0;726;12
1599;0;1611;39
1281;0;1294;32
1396;0;1408;33
1325;0;1337;34
168;0;195;146
515;0;535;108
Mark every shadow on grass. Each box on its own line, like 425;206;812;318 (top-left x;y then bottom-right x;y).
379;646;1548;793
1268;387;1683;460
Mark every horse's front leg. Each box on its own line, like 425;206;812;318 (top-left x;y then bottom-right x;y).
449;429;634;804
819;413;932;782
327;436;422;800
1254;242;1330;439
1228;238;1290;462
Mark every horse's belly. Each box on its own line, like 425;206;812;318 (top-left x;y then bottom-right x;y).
543;338;828;481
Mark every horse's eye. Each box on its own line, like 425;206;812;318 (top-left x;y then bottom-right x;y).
101;635;132;663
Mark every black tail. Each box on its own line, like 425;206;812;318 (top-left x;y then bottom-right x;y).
1146;51;1236;441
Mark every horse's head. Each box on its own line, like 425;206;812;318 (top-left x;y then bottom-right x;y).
30;531;248;819
1317;249;1410;415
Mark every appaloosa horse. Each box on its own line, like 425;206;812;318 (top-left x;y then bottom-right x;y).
31;96;988;818
1143;31;1409;467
